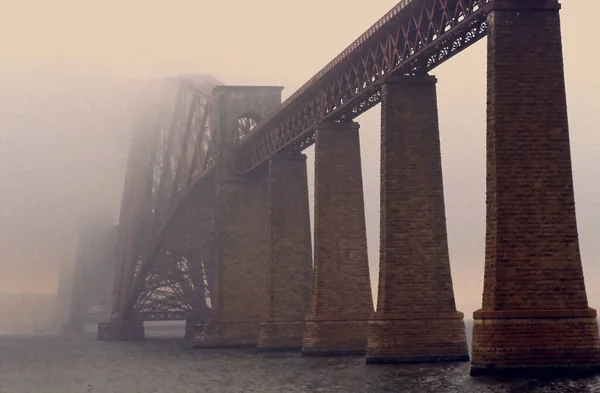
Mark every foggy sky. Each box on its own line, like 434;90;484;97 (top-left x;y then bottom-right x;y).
0;0;599;316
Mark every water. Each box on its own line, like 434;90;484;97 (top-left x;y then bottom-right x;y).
2;334;600;393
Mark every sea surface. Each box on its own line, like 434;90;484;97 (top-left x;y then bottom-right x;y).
2;326;600;393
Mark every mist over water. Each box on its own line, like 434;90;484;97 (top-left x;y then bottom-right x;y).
1;0;600;391
0;75;139;332
3;333;600;393
1;0;600;334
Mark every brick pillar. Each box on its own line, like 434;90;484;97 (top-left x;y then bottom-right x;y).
471;0;600;376
257;153;313;350
301;121;373;356
366;74;469;364
193;159;270;348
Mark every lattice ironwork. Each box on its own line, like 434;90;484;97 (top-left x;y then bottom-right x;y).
131;253;211;322
111;75;221;322
112;0;497;323
150;76;219;231
122;167;216;322
235;115;260;143
236;0;492;173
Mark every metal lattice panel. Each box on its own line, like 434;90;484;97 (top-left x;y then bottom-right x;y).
112;0;496;322
111;75;220;322
123;167;216;321
236;0;492;173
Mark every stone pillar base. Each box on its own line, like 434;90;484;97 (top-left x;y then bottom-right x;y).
301;316;368;356
192;321;258;348
366;312;469;364
257;320;304;351
97;321;144;341
470;309;600;377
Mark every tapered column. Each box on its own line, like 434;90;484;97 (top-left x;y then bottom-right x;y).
471;0;600;376
192;86;281;348
366;74;468;364
257;153;313;350
193;168;270;348
301;121;373;356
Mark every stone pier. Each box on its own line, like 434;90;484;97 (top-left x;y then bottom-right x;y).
471;0;600;376
257;153;313;351
366;74;469;364
193;168;270;347
192;86;282;348
301;121;373;356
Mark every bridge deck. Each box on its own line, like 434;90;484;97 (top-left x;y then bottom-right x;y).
236;0;492;173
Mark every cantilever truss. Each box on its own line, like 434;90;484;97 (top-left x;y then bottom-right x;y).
134;252;211;322
112;0;496;322
112;75;221;322
236;0;492;173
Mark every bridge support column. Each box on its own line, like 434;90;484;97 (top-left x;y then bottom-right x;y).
471;0;600;376
193;169;270;348
257;153;313;351
302;121;373;356
366;74;468;364
97;320;144;341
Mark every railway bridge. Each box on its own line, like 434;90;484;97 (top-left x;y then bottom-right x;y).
89;0;600;376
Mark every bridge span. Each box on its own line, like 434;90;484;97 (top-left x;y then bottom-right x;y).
85;0;599;377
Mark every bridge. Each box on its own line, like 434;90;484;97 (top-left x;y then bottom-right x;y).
70;0;600;377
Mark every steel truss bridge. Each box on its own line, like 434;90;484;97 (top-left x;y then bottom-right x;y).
63;0;597;377
100;0;492;324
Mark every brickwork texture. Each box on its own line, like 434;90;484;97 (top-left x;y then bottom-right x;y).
302;121;373;356
367;74;468;364
471;0;600;375
258;153;313;350
194;87;281;348
193;169;270;348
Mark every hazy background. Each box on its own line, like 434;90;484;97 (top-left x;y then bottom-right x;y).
0;0;598;330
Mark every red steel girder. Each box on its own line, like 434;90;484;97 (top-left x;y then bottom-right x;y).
235;0;492;174
121;167;217;321
112;75;220;321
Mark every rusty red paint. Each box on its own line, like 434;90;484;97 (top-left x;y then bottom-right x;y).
235;0;492;174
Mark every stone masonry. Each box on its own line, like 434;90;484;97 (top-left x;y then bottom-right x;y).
257;153;313;350
471;0;600;376
194;86;283;348
302;121;373;356
194;172;270;347
366;74;469;364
